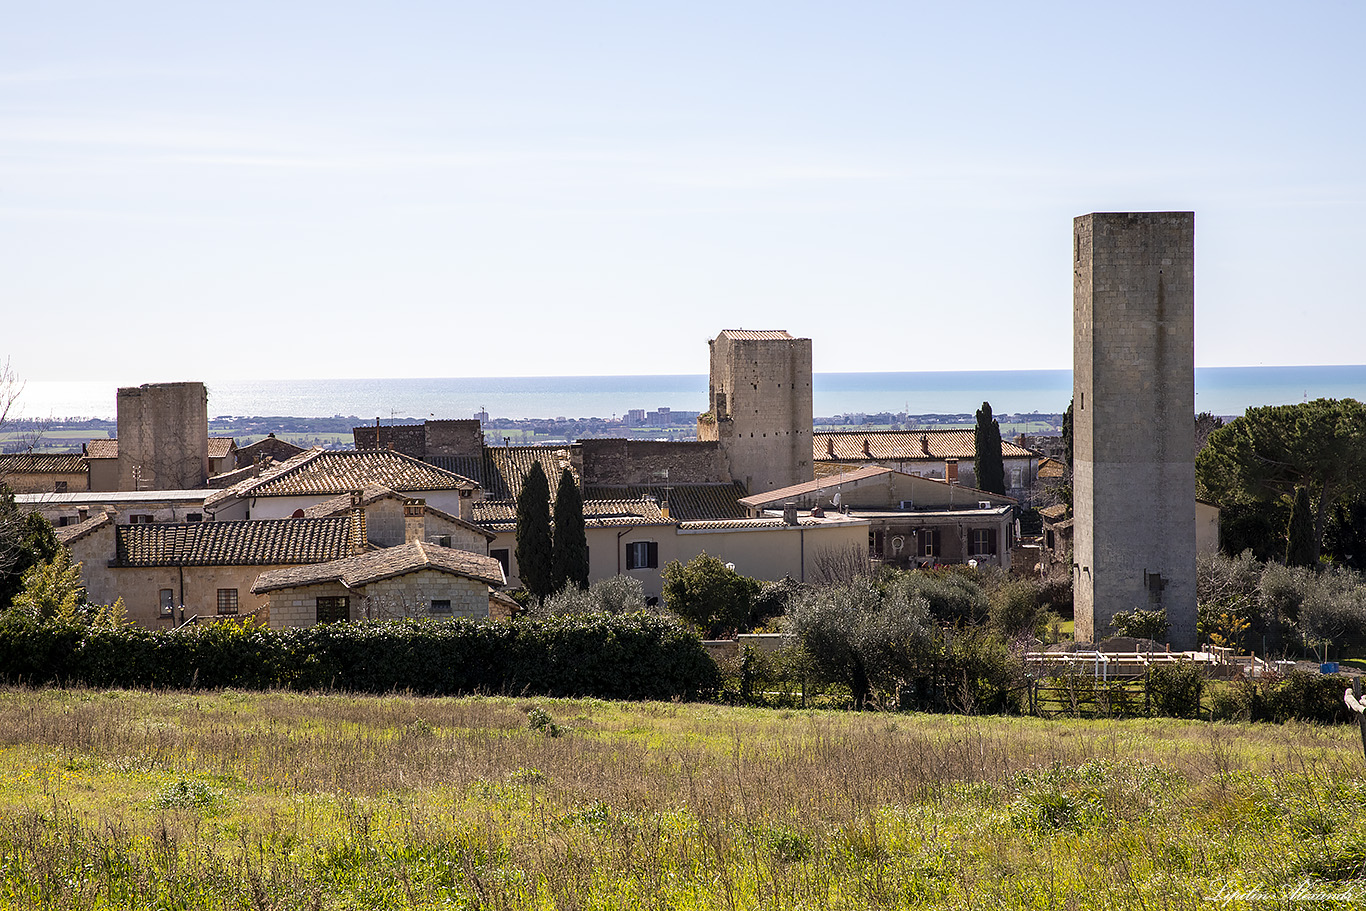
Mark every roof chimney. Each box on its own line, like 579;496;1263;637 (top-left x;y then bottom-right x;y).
404;498;426;544
862;438;871;457
826;437;835;457
920;434;930;455
783;502;799;526
946;459;959;485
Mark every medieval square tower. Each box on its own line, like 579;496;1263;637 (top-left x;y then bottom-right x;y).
698;329;813;496
1073;212;1197;649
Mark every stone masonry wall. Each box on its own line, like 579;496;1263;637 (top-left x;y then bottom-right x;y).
708;333;813;496
1073;212;1196;649
575;439;729;486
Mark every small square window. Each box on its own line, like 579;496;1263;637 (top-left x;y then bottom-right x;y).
626;541;658;570
216;589;239;616
160;589;175;617
316;596;350;624
430;600;452;615
54;481;68;493
186;513;203;523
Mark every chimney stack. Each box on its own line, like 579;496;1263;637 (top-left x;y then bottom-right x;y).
404;498;426;544
783;502;799;526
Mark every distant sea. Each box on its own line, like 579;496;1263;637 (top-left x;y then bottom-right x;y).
16;366;1366;422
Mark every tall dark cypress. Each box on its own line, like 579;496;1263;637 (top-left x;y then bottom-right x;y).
1285;485;1317;568
974;401;1006;495
551;468;589;592
514;462;554;600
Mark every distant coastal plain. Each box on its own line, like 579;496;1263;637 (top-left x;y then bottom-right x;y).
18;366;1366;423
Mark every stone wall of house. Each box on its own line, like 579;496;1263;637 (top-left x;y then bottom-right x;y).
1;471;89;494
575;439;729;486
424;420;484;457
102;563;279;627
424;513;490;554
361;571;490;620
354;423;425;456
264;581;353;629
1073;212;1196;648
366;497;407;546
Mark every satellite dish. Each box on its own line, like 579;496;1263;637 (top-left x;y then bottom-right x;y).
832;492;842;507
891;535;904;554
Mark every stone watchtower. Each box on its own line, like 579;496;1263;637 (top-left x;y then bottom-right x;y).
1073;213;1197;649
697;329;813;496
116;382;209;490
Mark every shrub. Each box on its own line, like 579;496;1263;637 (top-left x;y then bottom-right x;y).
1109;608;1169;641
900;569;989;626
1146;664;1205;718
988;579;1047;638
539;575;651;616
788;576;934;709
662;553;761;639
0;612;719;701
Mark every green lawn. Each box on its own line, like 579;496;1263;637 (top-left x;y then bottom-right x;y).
1;687;1362;909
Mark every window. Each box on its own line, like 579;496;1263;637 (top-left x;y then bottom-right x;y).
57;516;72;527
491;548;510;575
54;481;67;493
626;541;658;570
1010;468;1022;489
130;514;153;524
160;589;175;617
969;528;998;556
430;599;452;615
316;596;350;624
186;513;203;523
216;589;239;615
433;535;452;548
919;529;938;558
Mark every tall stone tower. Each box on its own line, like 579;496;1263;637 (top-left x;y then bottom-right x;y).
1073;212;1197;649
116;382;210;490
697;329;813;496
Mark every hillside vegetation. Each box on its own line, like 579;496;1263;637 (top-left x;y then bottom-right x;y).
1;688;1363;909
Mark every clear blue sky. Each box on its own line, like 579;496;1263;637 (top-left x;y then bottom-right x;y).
4;2;1363;383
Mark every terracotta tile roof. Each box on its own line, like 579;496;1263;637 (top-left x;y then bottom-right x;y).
471;496;674;531
236;435;306;467
584;482;750;521
716;329;795;340
304;484;495;541
113;516;363;567
425;456;486;487
84;439;119;459
679;513;868;531
813;430;1035;462
252;540;505;593
207;448;477;506
1039;504;1069;521
0;453;87;474
479;446;574;501
208;437;236;459
1037;457;1066;479
55;511;112;545
738;467;891;508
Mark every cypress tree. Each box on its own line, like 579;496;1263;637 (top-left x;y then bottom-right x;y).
515;462;554;600
1285;485;1317;568
974;401;1006;495
551;468;589;592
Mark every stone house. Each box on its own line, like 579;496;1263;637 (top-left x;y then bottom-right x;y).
234;433;305;470
813;429;1041;503
18;488;212;527
205;448;479;522
740;466;1018;570
303;484;494;554
57;511;366;626
251;540;506;626
0;454;89;494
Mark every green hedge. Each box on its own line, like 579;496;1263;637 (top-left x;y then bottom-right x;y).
0;613;719;701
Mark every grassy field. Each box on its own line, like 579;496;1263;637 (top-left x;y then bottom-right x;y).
1;688;1363;909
